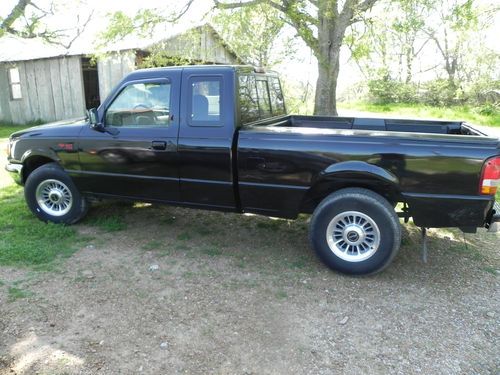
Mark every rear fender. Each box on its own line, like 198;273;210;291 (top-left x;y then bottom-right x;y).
302;161;400;211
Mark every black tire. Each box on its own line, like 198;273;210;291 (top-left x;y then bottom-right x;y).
309;188;401;275
24;163;88;224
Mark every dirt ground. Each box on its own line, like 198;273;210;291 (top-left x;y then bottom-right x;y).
0;199;499;375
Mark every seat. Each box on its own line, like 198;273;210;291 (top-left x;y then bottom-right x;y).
192;94;209;121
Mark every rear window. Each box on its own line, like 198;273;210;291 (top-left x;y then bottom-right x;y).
238;73;286;124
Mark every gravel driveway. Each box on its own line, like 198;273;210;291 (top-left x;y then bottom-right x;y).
0;198;499;374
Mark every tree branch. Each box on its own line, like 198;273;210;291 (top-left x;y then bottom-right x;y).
1;0;32;33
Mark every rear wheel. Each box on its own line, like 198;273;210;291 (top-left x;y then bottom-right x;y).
25;163;88;224
309;188;401;275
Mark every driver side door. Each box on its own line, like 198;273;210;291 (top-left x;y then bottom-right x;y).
77;75;180;202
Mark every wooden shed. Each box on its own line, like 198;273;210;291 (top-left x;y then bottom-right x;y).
0;24;242;124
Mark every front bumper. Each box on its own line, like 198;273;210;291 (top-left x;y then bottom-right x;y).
487;201;500;233
5;162;23;185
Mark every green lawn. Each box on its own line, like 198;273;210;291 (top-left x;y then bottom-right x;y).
340;102;500;127
0;124;31;138
0;185;84;269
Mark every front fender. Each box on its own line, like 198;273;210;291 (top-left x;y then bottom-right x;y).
20;148;60;164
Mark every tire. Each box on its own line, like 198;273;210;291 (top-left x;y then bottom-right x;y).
24;162;88;224
309;188;401;275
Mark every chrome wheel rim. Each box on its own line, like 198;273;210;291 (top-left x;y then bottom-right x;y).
326;211;381;262
35;179;73;217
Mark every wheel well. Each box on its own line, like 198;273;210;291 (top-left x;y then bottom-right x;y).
300;178;400;213
22;156;55;183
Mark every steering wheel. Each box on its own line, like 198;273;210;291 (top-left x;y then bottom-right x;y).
133;104;151;110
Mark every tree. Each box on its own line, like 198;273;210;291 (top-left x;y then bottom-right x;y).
211;4;293;68
0;0;94;48
424;0;479;88
0;0;32;37
102;0;380;116
391;0;433;83
215;0;379;115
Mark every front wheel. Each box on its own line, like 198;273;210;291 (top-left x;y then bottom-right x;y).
25;163;88;224
309;188;401;275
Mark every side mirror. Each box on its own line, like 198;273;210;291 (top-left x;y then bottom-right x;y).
87;108;119;136
88;108;102;131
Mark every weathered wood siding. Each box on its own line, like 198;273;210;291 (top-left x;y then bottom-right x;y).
95;26;239;101
151;26;240;65
97;51;136;100
0;56;86;124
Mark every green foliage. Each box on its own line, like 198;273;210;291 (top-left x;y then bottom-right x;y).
367;74;500;109
100;10;164;45
368;77;418;104
419;79;459;106
138;54;194;69
340;101;500;127
211;4;291;67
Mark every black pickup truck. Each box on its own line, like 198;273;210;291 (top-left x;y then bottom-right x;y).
5;65;500;275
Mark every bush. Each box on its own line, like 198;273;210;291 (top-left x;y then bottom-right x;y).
368;78;418;104
419;79;460;106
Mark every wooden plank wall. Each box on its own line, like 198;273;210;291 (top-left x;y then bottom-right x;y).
97;51;136;100
0;56;86;124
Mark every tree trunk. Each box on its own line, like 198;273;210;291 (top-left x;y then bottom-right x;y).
314;52;340;116
405;46;413;84
313;10;347;117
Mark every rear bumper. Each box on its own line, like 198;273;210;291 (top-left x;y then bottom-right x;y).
487;201;500;233
402;192;495;228
5;162;23;185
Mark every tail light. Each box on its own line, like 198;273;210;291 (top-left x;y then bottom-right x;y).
479;156;500;195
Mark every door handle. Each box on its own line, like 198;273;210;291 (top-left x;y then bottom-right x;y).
151;141;167;150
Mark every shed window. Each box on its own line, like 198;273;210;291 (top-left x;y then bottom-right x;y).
8;67;22;100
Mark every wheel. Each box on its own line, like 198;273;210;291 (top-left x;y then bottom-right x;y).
309;188;401;275
24;163;88;224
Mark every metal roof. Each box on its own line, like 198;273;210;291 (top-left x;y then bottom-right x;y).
0;23;241;63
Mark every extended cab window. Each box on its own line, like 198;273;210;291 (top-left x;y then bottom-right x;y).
269;77;286;116
106;82;171;127
239;74;285;124
256;79;272;118
239;75;260;123
189;78;221;125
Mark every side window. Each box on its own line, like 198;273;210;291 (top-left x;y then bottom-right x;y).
238;75;260;124
190;78;221;125
269;77;286;116
256;79;272;118
105;82;171;127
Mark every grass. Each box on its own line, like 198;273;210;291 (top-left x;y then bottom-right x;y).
0;185;82;268
339;102;500;127
142;240;163;251
177;232;192;241
8;286;31;302
0;122;42;138
85;214;127;232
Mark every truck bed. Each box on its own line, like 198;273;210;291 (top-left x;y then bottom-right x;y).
251;115;484;136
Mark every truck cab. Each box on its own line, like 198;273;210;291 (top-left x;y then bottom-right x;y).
79;66;282;210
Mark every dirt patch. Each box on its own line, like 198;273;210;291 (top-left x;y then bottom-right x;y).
0;202;499;374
